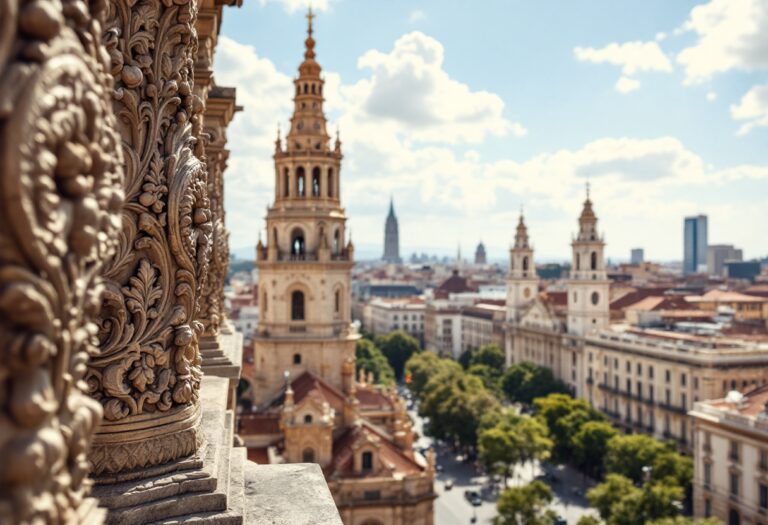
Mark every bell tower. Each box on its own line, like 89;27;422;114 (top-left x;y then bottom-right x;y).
567;185;610;336
506;212;538;322
252;9;358;405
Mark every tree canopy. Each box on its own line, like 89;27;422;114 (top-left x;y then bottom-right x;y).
375;330;421;381
355;339;395;385
501;361;570;404
495;480;557;525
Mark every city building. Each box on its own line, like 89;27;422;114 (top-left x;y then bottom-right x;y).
726;261;763;282
475;241;488;265
246;16;434;524
383;197;402;264
690;387;768;524
708;245;743;277
461;302;506;352
631;248;645;265
362;296;426;345
685;215;709;275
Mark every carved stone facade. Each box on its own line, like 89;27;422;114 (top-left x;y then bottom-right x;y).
1;0;347;522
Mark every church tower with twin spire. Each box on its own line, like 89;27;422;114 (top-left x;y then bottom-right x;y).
253;10;358;405
567;186;610;336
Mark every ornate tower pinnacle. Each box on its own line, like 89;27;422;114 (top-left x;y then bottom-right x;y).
507;210;538;322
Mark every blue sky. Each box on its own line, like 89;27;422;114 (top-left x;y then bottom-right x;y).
216;0;767;262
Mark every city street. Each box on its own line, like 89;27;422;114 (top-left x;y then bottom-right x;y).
409;406;600;525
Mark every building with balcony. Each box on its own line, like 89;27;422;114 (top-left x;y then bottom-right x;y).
362;296;426;345
690;387;768;525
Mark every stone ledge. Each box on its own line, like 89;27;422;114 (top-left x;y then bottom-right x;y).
243;463;342;525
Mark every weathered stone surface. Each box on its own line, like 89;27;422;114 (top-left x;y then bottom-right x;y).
243;463;343;525
0;0;124;520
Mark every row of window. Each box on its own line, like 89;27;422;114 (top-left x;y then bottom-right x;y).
282;167;335;199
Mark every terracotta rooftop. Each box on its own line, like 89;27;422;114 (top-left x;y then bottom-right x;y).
687;289;766;303
238;413;281;435
325;420;423;479
434;270;473;298
610;288;669;310
706;384;768;418
355;388;394;410
290;371;346;414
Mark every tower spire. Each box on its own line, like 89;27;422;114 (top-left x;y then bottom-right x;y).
304;7;316;60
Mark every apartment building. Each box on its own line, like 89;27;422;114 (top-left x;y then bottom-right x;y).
362;296;426;345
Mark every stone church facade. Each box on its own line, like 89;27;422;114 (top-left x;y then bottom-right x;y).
0;0;343;523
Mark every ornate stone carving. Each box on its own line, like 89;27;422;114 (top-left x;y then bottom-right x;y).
0;0;124;519
87;0;213;476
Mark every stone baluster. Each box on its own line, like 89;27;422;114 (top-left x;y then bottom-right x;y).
86;0;213;479
0;0;125;520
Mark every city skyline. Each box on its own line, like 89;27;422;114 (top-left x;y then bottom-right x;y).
217;0;767;262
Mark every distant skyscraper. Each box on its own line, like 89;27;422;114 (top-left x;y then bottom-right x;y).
684;215;708;274
707;245;743;277
630;248;644;265
382;197;401;263
475;241;487;265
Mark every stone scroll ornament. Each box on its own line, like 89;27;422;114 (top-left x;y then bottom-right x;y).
0;0;125;520
85;0;212;475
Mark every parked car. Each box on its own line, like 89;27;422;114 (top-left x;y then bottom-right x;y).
444;479;453;490
464;490;482;506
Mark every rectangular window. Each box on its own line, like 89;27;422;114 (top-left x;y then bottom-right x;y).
614;375;619;389
649;385;654;402
704;498;711;517
637;382;643;399
760;483;768;510
626;361;631;373
637;363;642;375
730;473;739;496
681;373;687;387
626;378;631;393
760;450;768;471
704;462;711;487
665;369;671;382
730;441;740;462
682;393;687;408
694;377;699;390
666;389;671;404
649;366;654;379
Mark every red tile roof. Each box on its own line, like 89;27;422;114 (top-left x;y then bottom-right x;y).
290;371;346;413
355;388;394;410
247;447;269;464
238;413;281;435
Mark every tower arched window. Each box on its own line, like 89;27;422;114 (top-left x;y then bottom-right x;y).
293;353;301;364
303;83;308;94
311;84;316;94
333;229;340;254
296;167;305;197
283;168;290;197
304;414;313;424
302;448;315;463
590;251;598;271
334;289;341;314
263;292;267;313
576;253;581;271
327;168;333;198
522;256;529;272
290;229;305;256
312;167;321;197
291;291;305;321
362;451;373;471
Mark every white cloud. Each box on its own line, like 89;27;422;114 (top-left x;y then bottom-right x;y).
258;0;330;12
574;40;672;92
730;84;768;135
340;31;524;144
615;76;640;93
408;9;425;24
574;41;673;75
706;91;717;101
677;0;768;84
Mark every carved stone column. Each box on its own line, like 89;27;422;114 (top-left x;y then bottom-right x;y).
86;0;213;478
0;0;125;521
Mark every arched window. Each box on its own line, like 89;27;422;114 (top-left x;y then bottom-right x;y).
296;167;305;197
319;84;323;95
311;84;316;94
291;291;305;321
304;414;313;424
303;83;308;94
590;251;598;271
327;168;333;198
522;256;529;272
302;448;315;463
263;292;268;313
333;229;340;254
576;253;581;270
291;229;305;256
293;353;301;364
312;167;321;197
591;292;599;305
283;168;290;197
362;451;373;471
334;289;341;314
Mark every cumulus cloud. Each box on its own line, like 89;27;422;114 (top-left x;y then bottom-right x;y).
676;0;768;84
730;84;768;135
574;40;672;92
342;32;524;144
615;76;640;93
258;0;330;12
706;91;717;101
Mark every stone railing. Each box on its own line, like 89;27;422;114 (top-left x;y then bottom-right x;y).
0;0;342;523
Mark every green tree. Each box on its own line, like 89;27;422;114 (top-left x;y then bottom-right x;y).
576;517;603;525
405;351;457;397
467;363;501;395
651;451;693;493
572;421;619;478
502;362;570;404
609;482;684;525
471;343;505;370
479;412;551;483
458;348;474;369
376;330;421;381
604;434;669;484
355;339;395;385
495;480;557;525
587;474;638;522
534;393;603;462
478;424;523;483
648;518;722;525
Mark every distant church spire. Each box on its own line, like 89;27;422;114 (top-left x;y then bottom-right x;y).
383;197;401;263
